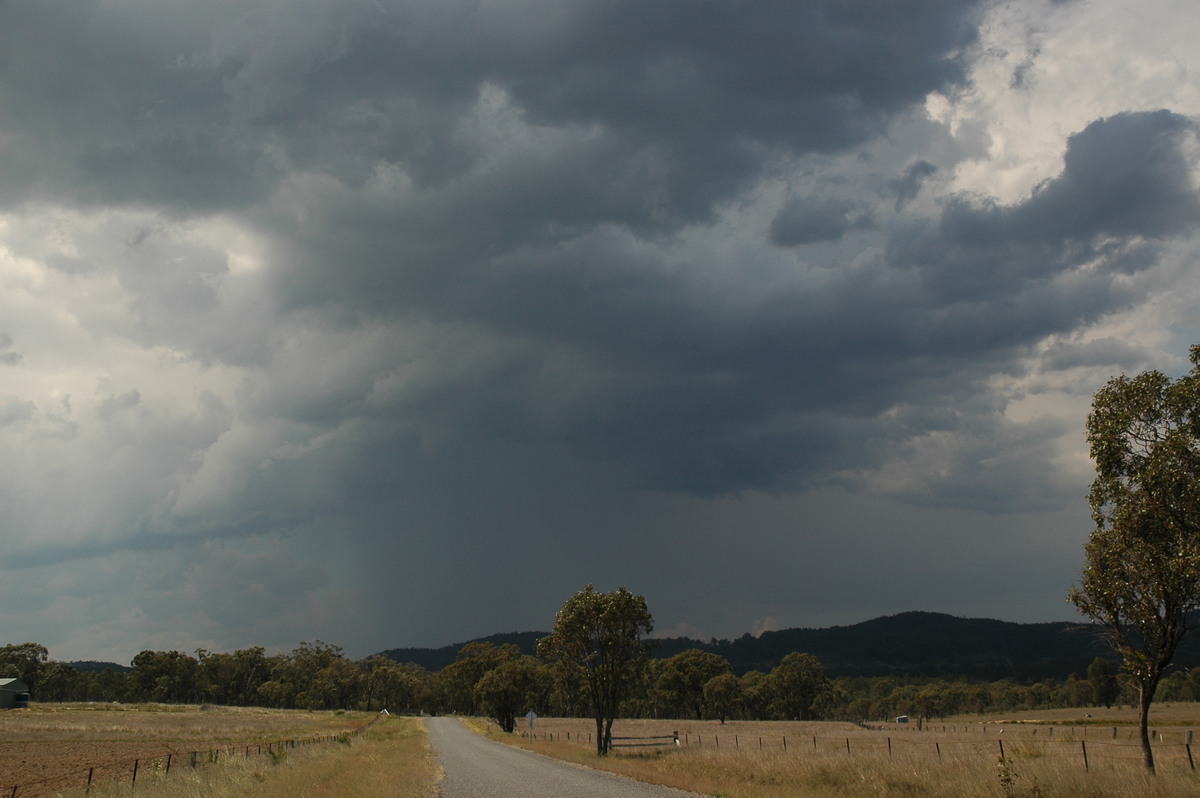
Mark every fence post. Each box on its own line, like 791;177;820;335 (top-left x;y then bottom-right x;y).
132;759;139;786
166;754;172;774
783;735;787;750
998;739;1006;760
936;742;941;759
1081;740;1088;771
87;767;94;789
845;738;851;756
887;737;892;760
1188;743;1195;771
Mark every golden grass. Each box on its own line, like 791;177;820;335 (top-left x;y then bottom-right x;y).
1;705;439;798
0;702;369;744
470;712;1200;798
57;713;439;798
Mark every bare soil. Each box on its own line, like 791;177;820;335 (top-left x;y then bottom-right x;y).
1;739;187;796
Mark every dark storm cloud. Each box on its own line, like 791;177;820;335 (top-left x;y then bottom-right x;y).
0;0;984;216
2;2;1193;505
769;198;866;246
889;160;939;210
317;109;1200;497
891;111;1200;305
4;0;1200;659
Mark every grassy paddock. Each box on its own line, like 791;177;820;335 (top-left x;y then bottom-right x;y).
0;702;371;743
63;713;438;798
0;704;438;798
471;709;1200;798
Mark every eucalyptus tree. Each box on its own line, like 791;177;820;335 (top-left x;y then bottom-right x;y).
474;655;547;733
1070;344;1200;772
538;585;653;755
656;649;731;719
771;652;832;720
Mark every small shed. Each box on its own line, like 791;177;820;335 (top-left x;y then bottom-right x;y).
0;678;29;709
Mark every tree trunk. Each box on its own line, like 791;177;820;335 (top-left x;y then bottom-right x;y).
595;716;605;756
1138;680;1156;773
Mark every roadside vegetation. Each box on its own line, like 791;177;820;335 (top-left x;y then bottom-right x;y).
471;710;1200;798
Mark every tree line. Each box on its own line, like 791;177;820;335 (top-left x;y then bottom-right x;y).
3;636;1193;725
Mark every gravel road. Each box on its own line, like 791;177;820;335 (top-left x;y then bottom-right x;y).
426;717;708;798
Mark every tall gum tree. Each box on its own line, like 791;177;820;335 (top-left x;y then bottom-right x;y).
537;585;653;755
1070;344;1200;773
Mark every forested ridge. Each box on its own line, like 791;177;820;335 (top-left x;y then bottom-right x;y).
381;611;1198;680
7;611;1200;726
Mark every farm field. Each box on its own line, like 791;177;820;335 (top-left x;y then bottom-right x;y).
0;703;424;797
474;706;1200;798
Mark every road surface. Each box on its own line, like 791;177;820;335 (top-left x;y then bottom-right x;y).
425;717;707;798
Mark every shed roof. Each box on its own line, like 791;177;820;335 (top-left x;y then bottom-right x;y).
0;678;29;691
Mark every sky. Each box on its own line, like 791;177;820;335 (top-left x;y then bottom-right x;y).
2;0;1200;666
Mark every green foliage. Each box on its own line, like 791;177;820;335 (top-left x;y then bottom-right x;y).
441;642;520;714
656;649;731;719
1087;657;1120;708
0;642;49;692
702;672;742;723
538;585;654;755
196;647;269;706
1070;344;1200;771
771;652;832;720
129;649;199;703
475;655;549;733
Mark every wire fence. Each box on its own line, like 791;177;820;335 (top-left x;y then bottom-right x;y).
524;723;1200;772
4;711;382;797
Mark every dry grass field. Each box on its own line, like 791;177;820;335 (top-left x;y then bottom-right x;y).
473;706;1200;797
0;703;436;798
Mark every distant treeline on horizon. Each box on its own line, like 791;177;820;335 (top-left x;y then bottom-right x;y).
3;611;1199;725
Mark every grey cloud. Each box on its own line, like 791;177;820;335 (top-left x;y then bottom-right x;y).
889;160;938;210
770;199;865;246
0;0;985;224
0;334;21;365
4;0;1200;661
0;397;35;426
1041;337;1154;371
891;111;1200;304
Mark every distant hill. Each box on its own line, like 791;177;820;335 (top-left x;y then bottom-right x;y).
654;612;1109;679
70;661;132;674
380;611;1200;681
381;631;549;672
